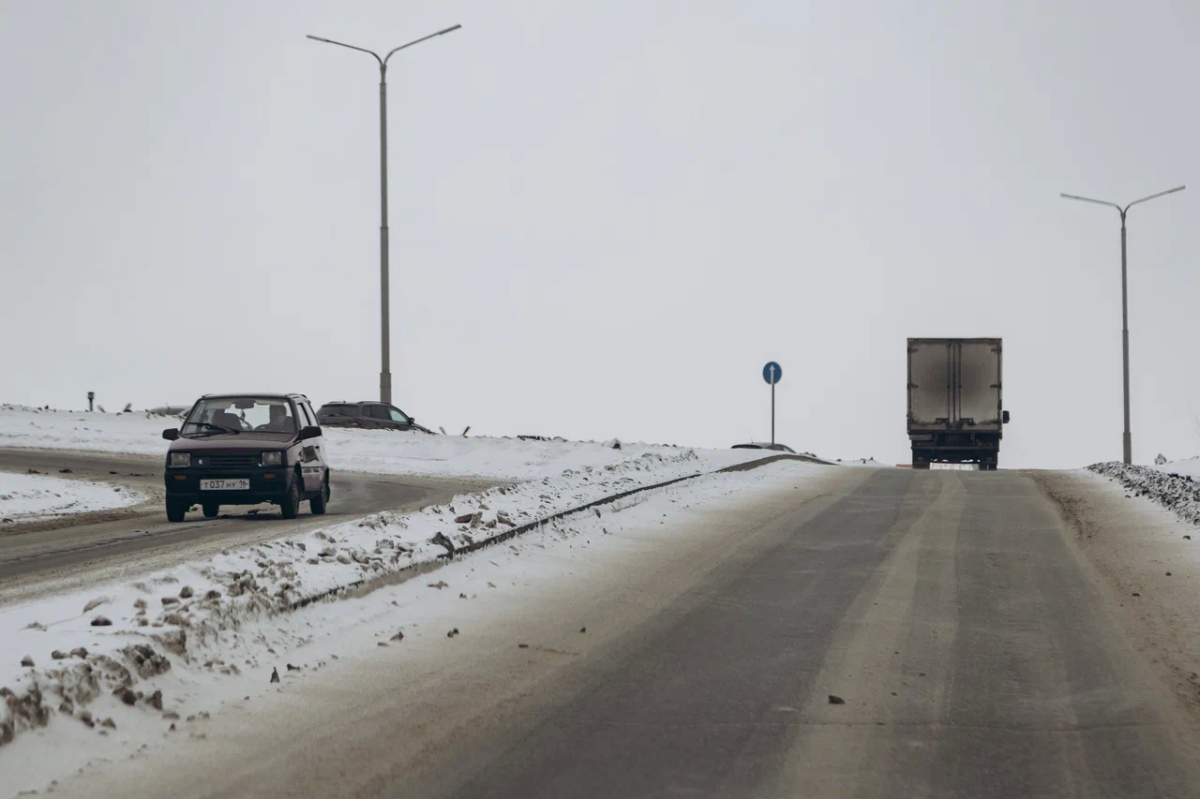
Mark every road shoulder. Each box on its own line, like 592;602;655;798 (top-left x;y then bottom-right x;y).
1031;468;1200;740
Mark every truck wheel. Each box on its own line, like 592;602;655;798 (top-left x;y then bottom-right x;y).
202;502;220;518
912;451;930;470
166;499;188;523
310;477;329;516
280;479;300;520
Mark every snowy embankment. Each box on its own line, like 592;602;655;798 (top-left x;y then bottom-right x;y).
0;404;799;749
1088;461;1200;528
0;473;143;525
0;404;760;480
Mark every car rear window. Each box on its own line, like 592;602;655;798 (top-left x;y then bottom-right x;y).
318;404;360;417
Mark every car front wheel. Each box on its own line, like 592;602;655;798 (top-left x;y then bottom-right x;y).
280;479;300;520
202;501;220;518
310;477;329;516
166;499;188;523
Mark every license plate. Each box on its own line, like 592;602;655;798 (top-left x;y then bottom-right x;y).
200;479;249;491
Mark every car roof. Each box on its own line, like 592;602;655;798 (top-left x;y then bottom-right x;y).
733;442;793;449
200;393;308;401
319;401;388;406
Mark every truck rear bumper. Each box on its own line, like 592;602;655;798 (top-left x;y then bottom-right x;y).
910;430;1001;465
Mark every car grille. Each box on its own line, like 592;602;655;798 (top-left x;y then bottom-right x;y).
202;455;257;469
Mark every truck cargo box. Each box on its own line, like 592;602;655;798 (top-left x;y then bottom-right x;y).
907;338;1006;469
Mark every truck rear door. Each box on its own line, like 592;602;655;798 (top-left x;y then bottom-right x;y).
909;342;952;425
957;340;1001;427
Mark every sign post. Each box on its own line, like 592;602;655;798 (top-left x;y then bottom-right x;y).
762;361;782;446
87;391;95;413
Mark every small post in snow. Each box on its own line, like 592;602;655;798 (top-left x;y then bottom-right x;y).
762;362;782;447
87;391;95;412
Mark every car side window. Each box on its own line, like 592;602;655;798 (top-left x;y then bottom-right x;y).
296;402;314;429
369;405;387;420
388;408;409;424
301;402;318;428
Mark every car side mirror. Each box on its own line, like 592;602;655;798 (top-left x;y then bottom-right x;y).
163;428;180;441
299;425;321;441
407;416;415;423
1002;410;1011;424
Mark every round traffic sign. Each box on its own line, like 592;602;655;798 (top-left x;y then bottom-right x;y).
763;361;782;385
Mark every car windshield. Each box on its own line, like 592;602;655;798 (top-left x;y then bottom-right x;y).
319;404;359;417
182;397;296;435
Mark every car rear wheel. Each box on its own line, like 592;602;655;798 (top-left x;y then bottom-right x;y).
202;501;220;518
310;476;329;516
280;479;300;520
166;499;188;523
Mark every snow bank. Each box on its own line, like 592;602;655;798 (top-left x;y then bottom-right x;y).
0;473;143;524
0;447;785;747
0;405;176;457
318;429;755;480
1152;456;1200;480
0;404;760;480
1088;462;1200;527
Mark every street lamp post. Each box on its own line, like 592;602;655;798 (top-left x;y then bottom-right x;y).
308;25;462;405
1061;185;1186;464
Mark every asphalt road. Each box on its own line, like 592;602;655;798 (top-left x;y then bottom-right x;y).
44;466;1200;799
0;448;494;600
412;468;1199;798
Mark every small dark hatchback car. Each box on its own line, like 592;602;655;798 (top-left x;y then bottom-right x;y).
162;393;330;522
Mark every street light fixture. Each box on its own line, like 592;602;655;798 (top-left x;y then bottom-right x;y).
307;25;462;405
1061;184;1185;465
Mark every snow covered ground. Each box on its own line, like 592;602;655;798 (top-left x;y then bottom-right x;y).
0;403;817;753
0;472;143;525
0;404;763;480
0;457;834;791
0;401;828;769
1152;456;1200;480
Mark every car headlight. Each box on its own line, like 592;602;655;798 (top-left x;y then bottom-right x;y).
169;452;191;468
261;451;283;467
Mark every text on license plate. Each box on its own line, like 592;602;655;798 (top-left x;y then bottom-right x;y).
200;479;249;491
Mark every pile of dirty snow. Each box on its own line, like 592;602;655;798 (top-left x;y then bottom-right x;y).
1087;462;1200;527
0;472;143;524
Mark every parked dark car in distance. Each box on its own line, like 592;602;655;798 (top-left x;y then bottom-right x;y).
732;442;797;454
161;393;330;522
316;401;432;433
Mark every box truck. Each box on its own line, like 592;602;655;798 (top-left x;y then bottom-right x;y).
907;338;1009;470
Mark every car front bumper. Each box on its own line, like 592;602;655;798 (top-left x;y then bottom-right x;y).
164;467;296;505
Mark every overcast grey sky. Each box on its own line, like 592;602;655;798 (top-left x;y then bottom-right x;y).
1;0;1197;468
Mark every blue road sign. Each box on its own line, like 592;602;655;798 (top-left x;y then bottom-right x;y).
763;361;782;385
